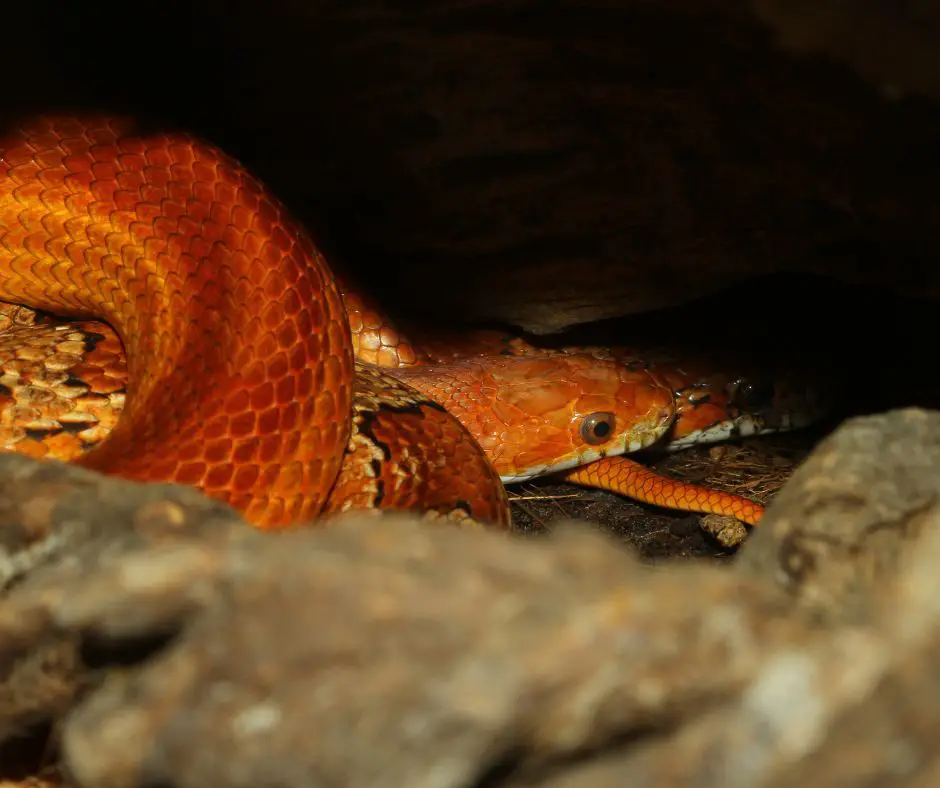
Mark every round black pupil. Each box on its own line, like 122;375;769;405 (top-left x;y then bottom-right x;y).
592;419;611;438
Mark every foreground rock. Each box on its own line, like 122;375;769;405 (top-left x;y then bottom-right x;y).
4;409;940;785
0;455;252;743
734;407;940;626
0;488;805;787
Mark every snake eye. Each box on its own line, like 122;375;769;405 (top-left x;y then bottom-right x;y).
580;412;616;445
732;378;776;410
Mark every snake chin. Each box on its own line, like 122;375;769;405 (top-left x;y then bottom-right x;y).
497;430;666;484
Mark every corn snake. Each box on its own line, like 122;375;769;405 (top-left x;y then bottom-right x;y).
0;116;824;530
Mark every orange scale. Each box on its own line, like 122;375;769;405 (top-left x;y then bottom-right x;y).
279;287;302;318
63;189;92;214
286;342;310;374
296;307;320;340
167;144;195;166
261;352;289;383
260;497;285;527
203;415;231;440
90;159;118;182
214;178;236;202
36;168;69;192
269;225;291;251
192;160;216;183
34;149;66;170
86;124;119;144
204;462;235;490
236;189;260;215
116;136;146;154
260;302;284;331
275;460;304;493
275;323;299;352
2;146;34;167
258;460;282;489
230;276;255;305
232;440;259;465
296;366;318;401
281;423;302;457
27;131;62;152
256;197;279;225
254;332;277;360
203;438;234;464
175;461;208;486
142;145;172;167
275;376;297;406
260;242;281;269
291;274;314;305
255;404;280;434
244;257;268;287
283;495;307;524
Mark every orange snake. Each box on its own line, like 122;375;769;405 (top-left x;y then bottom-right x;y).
0;116;825;531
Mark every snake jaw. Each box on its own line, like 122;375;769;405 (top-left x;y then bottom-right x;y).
391;354;676;483
497;416;673;483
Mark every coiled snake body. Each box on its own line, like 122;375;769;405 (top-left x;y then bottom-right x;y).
0;117;824;530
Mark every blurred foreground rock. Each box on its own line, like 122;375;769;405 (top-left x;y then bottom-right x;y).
734;408;940;627
0;455;252;744
3;410;940;786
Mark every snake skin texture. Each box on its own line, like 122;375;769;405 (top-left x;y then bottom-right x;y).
0;115;824;531
560;456;764;525
0;116;436;528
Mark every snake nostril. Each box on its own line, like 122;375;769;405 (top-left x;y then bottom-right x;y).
580;412;616;445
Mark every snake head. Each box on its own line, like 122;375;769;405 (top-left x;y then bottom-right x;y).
392;353;676;483
647;363;832;451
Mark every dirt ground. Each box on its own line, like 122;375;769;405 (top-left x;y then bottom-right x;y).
507;425;828;562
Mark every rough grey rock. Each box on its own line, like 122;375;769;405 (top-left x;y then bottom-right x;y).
734;408;940;626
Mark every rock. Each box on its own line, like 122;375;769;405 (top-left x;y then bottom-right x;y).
505;627;888;787
0;454;253;742
10;408;940;786
733;408;940;626
504;489;940;787
604;503;940;788
761;509;940;786
51;518;805;788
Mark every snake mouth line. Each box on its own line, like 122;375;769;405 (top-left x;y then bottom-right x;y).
498;433;665;484
663;409;820;452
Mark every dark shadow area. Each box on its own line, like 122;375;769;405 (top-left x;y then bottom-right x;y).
0;722;57;781
5;0;940;330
